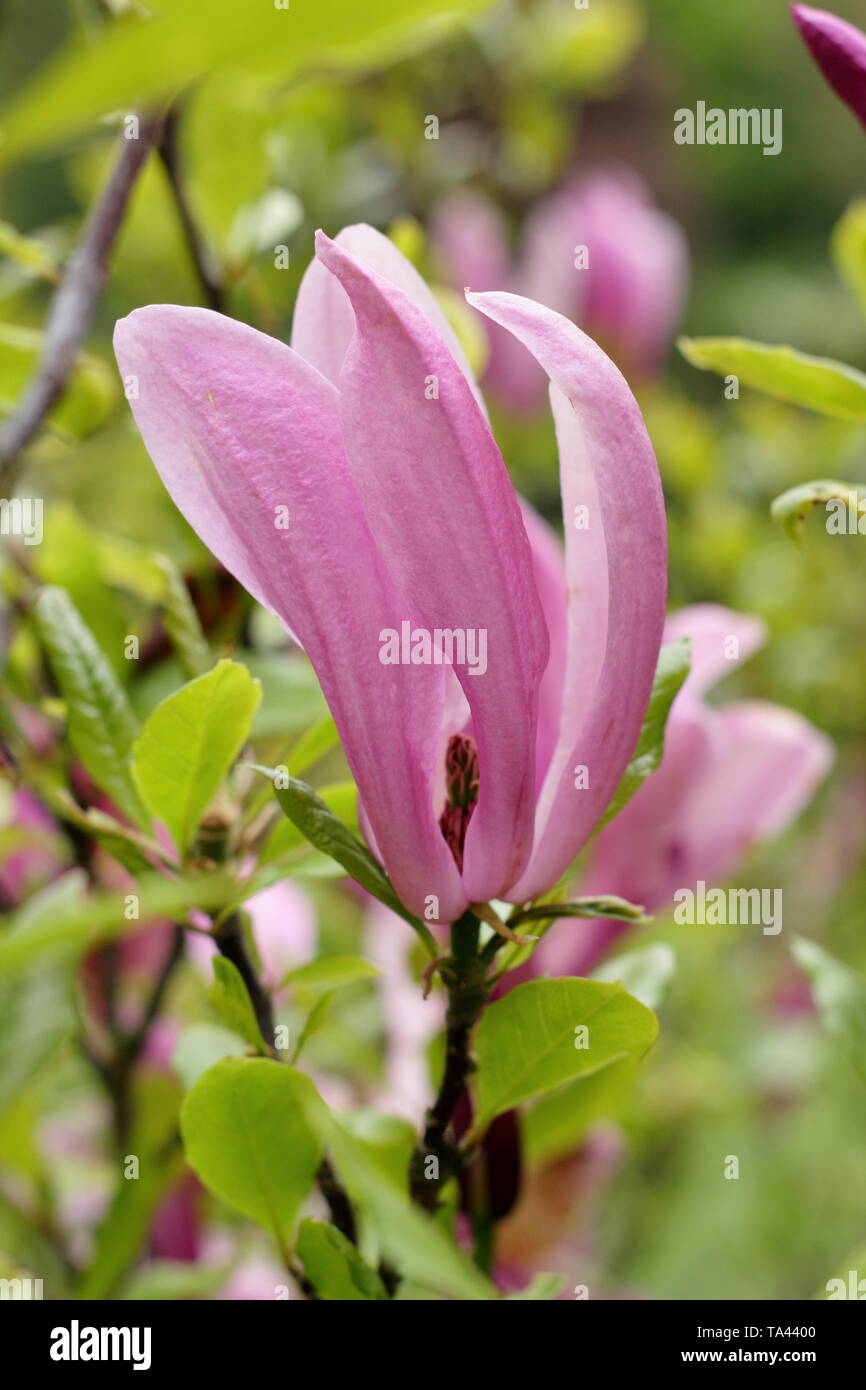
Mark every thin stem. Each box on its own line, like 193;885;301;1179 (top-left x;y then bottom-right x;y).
157;106;227;314
408;911;490;1212
0;116;163;491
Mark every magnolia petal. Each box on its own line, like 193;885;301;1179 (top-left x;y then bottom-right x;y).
292;222;486;415
113;305;466;922
467;291;667;902
663;603;766;699
679;699;834;885
316;235;548;902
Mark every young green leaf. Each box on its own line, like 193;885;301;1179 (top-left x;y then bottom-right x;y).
132;659;261;854
771;479;866;546
297;1219;388;1301
472;977;658;1133
679;335;866;420
290;991;334;1064
153;554;210;679
270;773;433;946
208;957;268;1053
33;586;147;827
180;1058;323;1252
596;638;691;833
280;954;380;993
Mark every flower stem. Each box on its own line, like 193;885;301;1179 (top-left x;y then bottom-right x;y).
408;909;490;1212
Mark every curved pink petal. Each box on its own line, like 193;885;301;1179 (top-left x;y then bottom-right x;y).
292;222;486;415
467;291;667;902
316;235;549;903
678;699;834;885
535;701;714;977
519;499;568;793
663;603;766;699
793;5;866;132
113;306;466;923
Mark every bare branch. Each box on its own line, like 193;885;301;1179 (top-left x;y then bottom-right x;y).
0;116;163;492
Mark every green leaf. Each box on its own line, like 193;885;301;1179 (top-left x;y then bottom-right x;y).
153;555;210;679
180;1057;322;1251
290;991;334;1064
0;0;495;163
208;957;267;1053
831;198;866;317
593;943;676;1010
132;659;261;854
596;638;691;833
472;978;658;1133
511;894;650;929
171;1023;248;1090
521;1059;638;1169
792;938;866;1085
33;586;147;827
312;1108;496;1300
770;479;866;546
261;780;358;864
281;954;380;993
0;870;235;978
0;324;115;437
269;773;431;942
679;335;866;420
297;1218;388;1301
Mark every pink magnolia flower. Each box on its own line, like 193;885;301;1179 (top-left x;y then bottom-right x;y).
792;5;866;131
114;224;667;925
432;170;688;410
535;602;834;978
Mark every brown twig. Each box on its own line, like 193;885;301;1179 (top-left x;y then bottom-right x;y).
157;106;227;315
0;116;163;492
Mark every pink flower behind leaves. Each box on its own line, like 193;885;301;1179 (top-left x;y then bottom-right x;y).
432;170;688;410
114;224;667;924
533;600;833;978
0;787;65;905
792;5;866;132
